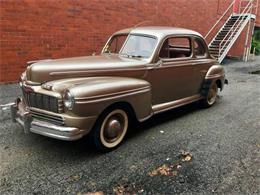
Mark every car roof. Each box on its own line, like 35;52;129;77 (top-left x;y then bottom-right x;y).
113;26;203;39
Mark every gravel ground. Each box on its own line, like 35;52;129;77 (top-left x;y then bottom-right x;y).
0;58;260;194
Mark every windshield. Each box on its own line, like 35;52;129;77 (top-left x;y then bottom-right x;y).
120;35;157;58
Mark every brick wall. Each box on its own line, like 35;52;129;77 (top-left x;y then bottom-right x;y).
0;0;257;83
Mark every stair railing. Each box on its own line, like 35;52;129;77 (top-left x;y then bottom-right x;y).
239;0;258;13
218;0;254;58
205;0;235;42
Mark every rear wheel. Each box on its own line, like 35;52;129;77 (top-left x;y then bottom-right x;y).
91;108;129;151
201;82;218;108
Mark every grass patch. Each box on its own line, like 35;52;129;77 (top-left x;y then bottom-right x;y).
251;29;260;55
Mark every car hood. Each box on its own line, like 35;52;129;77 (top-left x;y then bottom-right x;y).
26;54;148;83
43;76;150;97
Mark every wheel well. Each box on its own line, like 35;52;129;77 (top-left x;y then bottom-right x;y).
216;79;222;90
100;102;137;123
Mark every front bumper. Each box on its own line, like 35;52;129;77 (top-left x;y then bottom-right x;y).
11;99;85;141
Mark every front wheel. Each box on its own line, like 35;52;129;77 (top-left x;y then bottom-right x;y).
201;82;218;108
91;108;129;151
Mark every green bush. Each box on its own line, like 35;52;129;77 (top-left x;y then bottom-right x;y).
251;30;260;55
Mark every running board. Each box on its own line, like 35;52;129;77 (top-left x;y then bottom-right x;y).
152;94;202;114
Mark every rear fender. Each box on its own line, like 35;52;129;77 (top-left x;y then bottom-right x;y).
201;65;225;96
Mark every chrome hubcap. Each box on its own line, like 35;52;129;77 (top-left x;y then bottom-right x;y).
104;118;122;140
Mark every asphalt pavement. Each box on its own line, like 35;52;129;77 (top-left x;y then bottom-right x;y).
0;57;259;194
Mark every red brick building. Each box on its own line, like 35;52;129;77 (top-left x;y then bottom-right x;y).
0;0;259;83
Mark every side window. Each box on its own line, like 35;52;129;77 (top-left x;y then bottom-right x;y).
104;34;127;53
159;37;192;59
194;38;206;58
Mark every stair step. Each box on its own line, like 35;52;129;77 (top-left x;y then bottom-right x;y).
216;35;229;38
209;45;227;49
215;35;237;40
221;28;239;32
227;21;237;23
219;31;238;35
210;52;223;55
220;29;232;31
222;28;232;30
218;30;238;33
209;48;219;53
212;40;229;42
224;25;236;28
209;51;220;53
215;37;234;40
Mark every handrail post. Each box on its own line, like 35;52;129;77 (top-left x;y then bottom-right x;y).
255;0;259;16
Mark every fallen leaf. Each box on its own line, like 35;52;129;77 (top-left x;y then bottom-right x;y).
130;165;137;170
113;185;125;195
180;151;193;162
69;174;80;182
182;155;192;162
149;164;175;177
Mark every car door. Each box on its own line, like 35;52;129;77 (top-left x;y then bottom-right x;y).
147;35;198;105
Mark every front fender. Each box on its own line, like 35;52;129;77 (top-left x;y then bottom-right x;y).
50;77;152;122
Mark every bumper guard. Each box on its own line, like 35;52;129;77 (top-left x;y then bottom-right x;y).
11;100;84;141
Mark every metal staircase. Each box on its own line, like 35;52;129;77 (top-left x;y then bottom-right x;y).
205;0;258;63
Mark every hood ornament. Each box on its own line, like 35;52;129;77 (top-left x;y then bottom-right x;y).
42;83;53;90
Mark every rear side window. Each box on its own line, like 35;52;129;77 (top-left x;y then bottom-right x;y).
194;38;207;58
159;37;192;59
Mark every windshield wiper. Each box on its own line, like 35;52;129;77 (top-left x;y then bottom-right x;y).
120;54;144;58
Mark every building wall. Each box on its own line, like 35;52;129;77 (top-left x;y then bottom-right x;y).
0;0;258;83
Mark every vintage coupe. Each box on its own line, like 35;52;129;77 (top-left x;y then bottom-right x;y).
11;27;227;151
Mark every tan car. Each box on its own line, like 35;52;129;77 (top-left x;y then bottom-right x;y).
11;26;227;151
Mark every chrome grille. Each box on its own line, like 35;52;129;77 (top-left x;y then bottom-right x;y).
23;91;62;113
30;109;64;126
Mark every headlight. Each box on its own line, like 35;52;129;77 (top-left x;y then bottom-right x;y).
19;72;26;87
63;91;74;110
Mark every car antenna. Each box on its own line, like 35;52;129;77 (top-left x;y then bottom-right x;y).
133;20;152;29
126;20;152;37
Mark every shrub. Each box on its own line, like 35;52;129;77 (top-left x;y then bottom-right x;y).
251;30;260;55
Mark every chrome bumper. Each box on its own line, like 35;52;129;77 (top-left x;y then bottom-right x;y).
11;100;84;141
